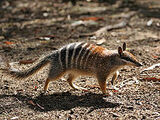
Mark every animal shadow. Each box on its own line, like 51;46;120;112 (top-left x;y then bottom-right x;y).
31;92;121;112
0;92;121;113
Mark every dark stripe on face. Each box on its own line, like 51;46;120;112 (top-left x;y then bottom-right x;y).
121;56;137;65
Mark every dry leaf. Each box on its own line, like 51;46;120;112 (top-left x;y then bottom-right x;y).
28;100;36;106
19;59;37;64
112;89;119;93
143;77;160;82
4;41;14;45
96;38;106;45
34;86;38;91
152;55;159;59
81;17;104;21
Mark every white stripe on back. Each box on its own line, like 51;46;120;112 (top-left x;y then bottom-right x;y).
83;45;97;69
58;47;63;69
71;42;82;68
75;43;88;68
79;43;92;69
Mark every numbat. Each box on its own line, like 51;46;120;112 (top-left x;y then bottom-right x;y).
8;42;142;95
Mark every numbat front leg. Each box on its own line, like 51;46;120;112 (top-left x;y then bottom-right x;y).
111;71;119;86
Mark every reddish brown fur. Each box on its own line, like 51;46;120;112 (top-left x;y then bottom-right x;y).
6;42;142;95
92;46;106;56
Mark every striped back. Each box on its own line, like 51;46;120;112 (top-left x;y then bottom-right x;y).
58;42;106;70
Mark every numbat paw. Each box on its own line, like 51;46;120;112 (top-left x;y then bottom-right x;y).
75;86;89;92
103;92;113;96
110;86;120;93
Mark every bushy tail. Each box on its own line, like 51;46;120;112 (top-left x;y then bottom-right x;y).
8;56;51;79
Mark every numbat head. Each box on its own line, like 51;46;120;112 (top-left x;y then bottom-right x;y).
114;42;142;67
8;42;142;95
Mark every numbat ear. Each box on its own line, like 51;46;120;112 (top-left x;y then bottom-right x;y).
118;47;123;56
123;42;126;51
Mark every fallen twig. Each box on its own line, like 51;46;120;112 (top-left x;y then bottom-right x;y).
142;77;160;82
86;84;119;93
111;11;136;19
118;77;140;88
19;59;37;65
71;20;98;27
141;63;160;73
80;17;104;21
36;103;44;110
95;20;128;37
79;11;136;37
80;20;128;37
28;100;44;110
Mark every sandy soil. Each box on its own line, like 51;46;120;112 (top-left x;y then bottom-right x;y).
0;0;160;119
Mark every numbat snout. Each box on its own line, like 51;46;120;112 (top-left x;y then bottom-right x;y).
8;42;142;95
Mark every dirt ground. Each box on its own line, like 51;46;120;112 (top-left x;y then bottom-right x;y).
0;0;160;120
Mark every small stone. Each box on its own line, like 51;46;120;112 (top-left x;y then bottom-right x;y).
43;12;48;17
69;110;74;114
0;36;5;40
147;19;153;26
126;106;134;110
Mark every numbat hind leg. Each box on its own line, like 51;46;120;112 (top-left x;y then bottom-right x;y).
44;78;52;93
43;72;64;93
67;73;88;92
97;75;107;94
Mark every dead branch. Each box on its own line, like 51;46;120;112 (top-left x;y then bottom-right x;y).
79;20;128;37
79;11;136;37
111;11;136;19
95;20;128;37
141;63;160;73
